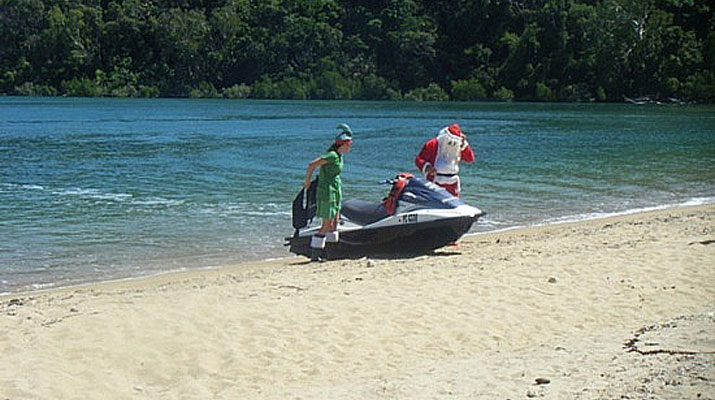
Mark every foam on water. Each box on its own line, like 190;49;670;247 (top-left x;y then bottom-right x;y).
467;197;715;239
536;196;715;227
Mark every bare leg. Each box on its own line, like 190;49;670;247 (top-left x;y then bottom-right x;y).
318;215;339;234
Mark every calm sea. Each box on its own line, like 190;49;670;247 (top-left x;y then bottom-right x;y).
1;98;714;293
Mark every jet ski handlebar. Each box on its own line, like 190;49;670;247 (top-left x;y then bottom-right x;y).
380;173;415;186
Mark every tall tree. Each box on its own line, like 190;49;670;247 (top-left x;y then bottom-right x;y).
155;7;210;95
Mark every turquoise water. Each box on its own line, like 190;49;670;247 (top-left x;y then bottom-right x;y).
1;97;714;293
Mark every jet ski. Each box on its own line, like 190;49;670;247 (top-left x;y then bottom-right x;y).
286;173;485;259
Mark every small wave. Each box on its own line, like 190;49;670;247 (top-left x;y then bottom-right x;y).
52;188;133;201
196;208;291;217
469;214;515;231
681;196;715;206
22;184;45;190
132;197;185;207
467;197;715;237
52;188;99;196
91;193;133;201
1;183;45;191
240;210;292;216
475;216;510;227
8;184;191;206
539;197;715;226
31;282;57;290
194;202;291;217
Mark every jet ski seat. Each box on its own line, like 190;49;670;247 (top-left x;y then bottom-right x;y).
341;199;389;225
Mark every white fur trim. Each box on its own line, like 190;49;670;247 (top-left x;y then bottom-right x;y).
439;126;461;140
434;174;460;185
310;235;326;249
325;231;339;243
422;162;432;175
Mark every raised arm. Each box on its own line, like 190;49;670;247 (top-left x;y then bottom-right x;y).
460;138;475;163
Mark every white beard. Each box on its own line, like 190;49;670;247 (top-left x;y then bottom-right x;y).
433;129;462;184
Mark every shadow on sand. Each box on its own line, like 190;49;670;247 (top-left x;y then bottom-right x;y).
288;249;462;266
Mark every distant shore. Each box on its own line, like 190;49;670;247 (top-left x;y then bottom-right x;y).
1;203;713;399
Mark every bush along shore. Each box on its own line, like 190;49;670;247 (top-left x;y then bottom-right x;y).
2;0;713;102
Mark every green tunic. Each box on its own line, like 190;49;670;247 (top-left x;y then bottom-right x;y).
316;150;343;219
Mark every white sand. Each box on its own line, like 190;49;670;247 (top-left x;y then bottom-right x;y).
1;204;713;399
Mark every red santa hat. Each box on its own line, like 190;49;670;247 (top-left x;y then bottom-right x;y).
439;123;463;138
447;124;463;137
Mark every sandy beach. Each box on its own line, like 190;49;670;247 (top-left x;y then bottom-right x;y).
1;204;713;399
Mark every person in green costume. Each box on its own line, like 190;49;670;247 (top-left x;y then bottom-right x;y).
303;123;353;262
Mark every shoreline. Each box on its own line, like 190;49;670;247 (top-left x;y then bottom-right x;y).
1;203;713;399
2;200;714;297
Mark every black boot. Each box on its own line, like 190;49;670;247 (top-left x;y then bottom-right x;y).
310;248;325;262
310;234;326;262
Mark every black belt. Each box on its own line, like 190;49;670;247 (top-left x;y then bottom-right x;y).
436;173;457;177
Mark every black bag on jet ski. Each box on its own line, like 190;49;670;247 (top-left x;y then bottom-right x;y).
292;177;318;231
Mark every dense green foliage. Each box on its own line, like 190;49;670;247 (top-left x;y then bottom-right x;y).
1;0;712;101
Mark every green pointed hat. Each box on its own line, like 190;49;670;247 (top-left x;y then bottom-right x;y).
335;123;353;142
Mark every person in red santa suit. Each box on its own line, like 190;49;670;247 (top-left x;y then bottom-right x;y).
414;123;475;197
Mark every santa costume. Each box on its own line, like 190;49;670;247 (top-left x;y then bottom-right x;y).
414;124;474;197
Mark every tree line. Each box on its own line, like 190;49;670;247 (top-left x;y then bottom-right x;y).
1;0;713;102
